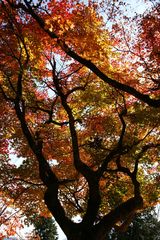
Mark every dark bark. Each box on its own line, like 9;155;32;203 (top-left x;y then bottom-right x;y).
14;92;143;240
93;196;143;240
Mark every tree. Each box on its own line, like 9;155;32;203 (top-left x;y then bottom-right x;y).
0;0;159;239
107;207;160;240
31;215;58;240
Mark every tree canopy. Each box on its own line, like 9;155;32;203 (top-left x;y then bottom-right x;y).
0;0;159;239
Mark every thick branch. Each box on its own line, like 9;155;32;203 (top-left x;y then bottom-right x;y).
13;76;77;238
8;0;160;107
65;48;160;107
93;196;143;239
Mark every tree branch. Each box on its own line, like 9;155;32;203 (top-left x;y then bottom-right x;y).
93;196;143;239
51;60;101;228
8;0;160;107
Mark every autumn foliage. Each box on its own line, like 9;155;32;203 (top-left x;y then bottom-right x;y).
0;0;159;239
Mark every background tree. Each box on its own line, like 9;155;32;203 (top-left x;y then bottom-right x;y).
107;207;160;240
31;215;58;240
0;0;159;239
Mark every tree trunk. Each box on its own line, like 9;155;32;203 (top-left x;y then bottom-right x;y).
66;228;108;240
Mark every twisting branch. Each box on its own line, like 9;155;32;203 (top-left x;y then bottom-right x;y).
50;57;101;228
50;58;90;175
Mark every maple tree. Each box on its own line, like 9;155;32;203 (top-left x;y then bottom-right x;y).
0;0;159;239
